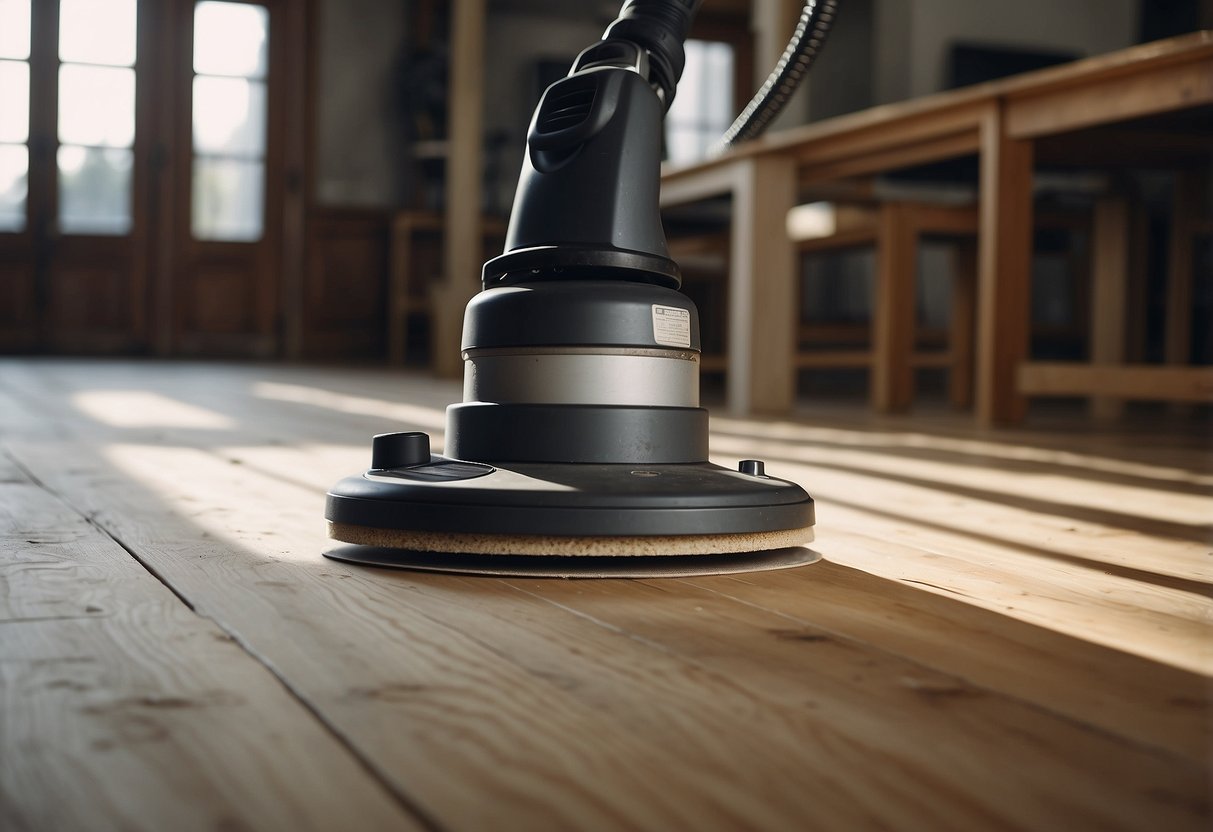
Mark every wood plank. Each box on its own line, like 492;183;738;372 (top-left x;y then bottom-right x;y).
794;349;871;368
9;434;1207;831
1006;56;1213;139
909;203;980;236
679;555;1210;763
950;239;977;408
1090;197;1131;420
1018;361;1213;402
800;128;981;185
3;360;1210;830
0;463;417;832
1166;173;1201;367
433;0;486;378
792;351;956;369
660;157;739;206
507;567;1209;771
871;202;916;412
731;156;798;414
795;226;879;253
976;103;1033;426
660;32;1213;184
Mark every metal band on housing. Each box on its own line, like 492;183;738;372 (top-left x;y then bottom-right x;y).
463;346;699;407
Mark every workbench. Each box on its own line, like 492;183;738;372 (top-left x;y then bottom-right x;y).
661;31;1213;424
1;359;1208;830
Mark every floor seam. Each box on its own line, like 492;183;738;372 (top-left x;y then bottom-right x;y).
1;443;450;832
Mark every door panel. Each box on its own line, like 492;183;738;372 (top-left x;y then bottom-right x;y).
0;0;35;349
0;0;295;358
172;0;282;357
45;0;147;352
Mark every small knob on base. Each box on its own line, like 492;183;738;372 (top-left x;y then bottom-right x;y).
371;432;431;469
738;459;766;477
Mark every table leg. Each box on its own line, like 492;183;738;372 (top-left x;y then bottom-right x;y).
1090;196;1129;421
950;239;978;409
729;155;798;415
434;0;486;379
1165;173;1199;367
872;202;916;412
976;106;1033;426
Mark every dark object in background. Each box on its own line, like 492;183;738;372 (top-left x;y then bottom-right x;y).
947;42;1078;91
1139;0;1211;43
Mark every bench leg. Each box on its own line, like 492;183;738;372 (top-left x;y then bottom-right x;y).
872;202;916;413
950;239;977;409
1090;196;1129;421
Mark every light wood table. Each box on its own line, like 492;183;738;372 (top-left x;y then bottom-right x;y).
661;31;1213;424
2;359;1209;830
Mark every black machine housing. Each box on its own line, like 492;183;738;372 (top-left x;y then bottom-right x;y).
325;0;815;553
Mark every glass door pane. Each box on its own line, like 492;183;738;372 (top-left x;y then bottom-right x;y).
191;1;269;242
664;40;735;165
0;0;31;231
56;0;138;235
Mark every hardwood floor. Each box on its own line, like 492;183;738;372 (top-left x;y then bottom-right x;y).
1;359;1209;831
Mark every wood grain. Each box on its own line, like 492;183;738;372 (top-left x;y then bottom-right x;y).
0;461;420;832
2;360;1209;831
975;103;1033;426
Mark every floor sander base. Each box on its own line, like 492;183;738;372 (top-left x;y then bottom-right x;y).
325;456;816;577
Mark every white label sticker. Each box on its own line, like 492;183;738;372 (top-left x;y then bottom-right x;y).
651;304;691;348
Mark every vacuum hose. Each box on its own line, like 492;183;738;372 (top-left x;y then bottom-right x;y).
716;0;840;150
602;0;701;108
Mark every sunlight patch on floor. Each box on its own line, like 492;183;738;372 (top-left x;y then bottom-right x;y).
253;381;446;430
72;390;235;429
710;415;1213;486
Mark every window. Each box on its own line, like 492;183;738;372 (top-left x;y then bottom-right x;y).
664;39;735;166
0;0;31;231
57;0;138;235
191;1;269;242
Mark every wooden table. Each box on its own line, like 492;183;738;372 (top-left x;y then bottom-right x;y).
2;359;1209;830
661;31;1213;424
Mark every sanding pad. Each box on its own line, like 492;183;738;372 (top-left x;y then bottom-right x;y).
323;543;820;578
329;520;813;556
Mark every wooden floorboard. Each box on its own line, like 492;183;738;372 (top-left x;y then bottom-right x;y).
0;449;422;832
1;358;1209;831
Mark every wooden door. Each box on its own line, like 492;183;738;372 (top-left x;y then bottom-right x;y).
0;0;150;353
0;0;298;358
169;0;285;357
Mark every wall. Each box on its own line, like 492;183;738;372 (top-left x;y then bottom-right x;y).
805;0;874;120
481;9;606;215
312;0;408;207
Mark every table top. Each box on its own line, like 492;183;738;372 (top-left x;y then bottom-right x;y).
663;30;1213;184
2;359;1209;831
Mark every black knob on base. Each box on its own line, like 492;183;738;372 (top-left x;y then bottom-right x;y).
738;459;766;477
371;432;431;469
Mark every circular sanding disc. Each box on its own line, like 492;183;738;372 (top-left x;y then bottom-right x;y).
323;544;821;578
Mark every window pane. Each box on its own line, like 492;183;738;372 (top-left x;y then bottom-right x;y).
58;145;133;235
667;129;702;166
0;60;29;142
192;158;263;241
193;76;266;156
0;0;31;60
58;64;136;147
0;144;28;231
665;39;735;165
59;0;137;66
703;43;733;124
194;2;268;78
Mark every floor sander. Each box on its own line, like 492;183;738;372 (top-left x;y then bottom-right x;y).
325;0;839;577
